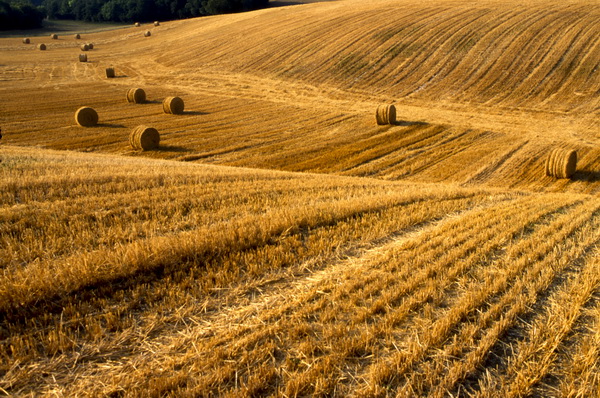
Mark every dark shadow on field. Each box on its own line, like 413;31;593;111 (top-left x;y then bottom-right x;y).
142;102;208;115
177;153;210;162
571;170;600;182
269;1;305;5
98;123;126;128
269;0;336;6
158;144;190;152
393;120;429;127
0;20;129;38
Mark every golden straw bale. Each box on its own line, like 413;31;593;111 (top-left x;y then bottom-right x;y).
75;107;98;127
134;22;140;27
105;68;115;78
547;149;575;178
74;33;81;39
22;38;30;44
38;43;46;50
79;54;87;62
154;21;160;26
375;104;396;125
545;149;560;177
87;43;94;49
50;34;58;40
545;148;577;179
144;30;151;37
560;150;577;178
81;44;89;51
130;126;160;150
126;88;146;104
163;96;185;114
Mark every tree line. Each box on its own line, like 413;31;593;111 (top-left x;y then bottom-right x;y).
0;1;45;29
1;0;268;30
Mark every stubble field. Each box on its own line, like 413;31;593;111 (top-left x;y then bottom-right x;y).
0;0;599;395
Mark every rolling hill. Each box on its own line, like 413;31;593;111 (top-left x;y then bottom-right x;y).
0;0;599;395
1;0;598;192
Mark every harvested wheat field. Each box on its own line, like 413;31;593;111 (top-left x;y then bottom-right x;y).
0;0;599;395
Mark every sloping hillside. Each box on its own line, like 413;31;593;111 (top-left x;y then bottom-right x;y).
1;146;600;396
0;0;598;192
1;0;600;395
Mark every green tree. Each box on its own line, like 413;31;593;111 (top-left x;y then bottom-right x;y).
40;0;269;23
0;0;44;29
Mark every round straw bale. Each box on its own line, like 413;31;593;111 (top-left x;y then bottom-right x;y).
130;125;160;150
87;43;94;49
154;21;160;26
80;44;89;51
50;34;58;40
545;148;577;179
163;96;184;114
134;22;140;27
105;67;115;78
74;33;81;39
375;104;396;125
75;107;99;127
144;30;151;37
38;43;46;50
22;38;30;44
79;54;88;62
126;88;146;104
545;148;560;177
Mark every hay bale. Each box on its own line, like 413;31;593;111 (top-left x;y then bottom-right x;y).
74;33;81;39
545;148;577;179
375;104;396;125
75;107;98;127
87;43;94;49
130;125;160;150
163;96;184;114
126;88;146;104
134;22;140;27
38;43;46;50
22;38;30;44
154;21;160;26
79;53;88;62
144;30;151;37
81;44;89;51
106;67;115;78
50;34;58;40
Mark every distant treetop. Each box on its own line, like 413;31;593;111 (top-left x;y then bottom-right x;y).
0;0;45;30
43;0;269;23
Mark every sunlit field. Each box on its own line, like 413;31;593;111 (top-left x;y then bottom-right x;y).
1;0;599;395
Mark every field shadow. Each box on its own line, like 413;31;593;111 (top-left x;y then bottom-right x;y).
393;120;429;127
158;145;190;153
269;0;336;6
98;123;126;128
269;1;304;5
0;20;129;38
177;153;210;162
139;102;207;115
571;170;600;182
